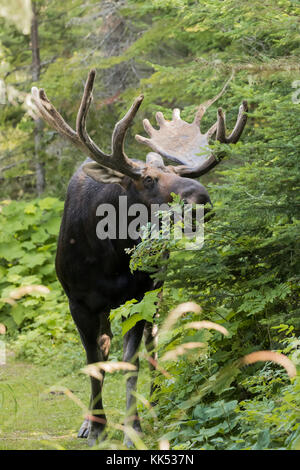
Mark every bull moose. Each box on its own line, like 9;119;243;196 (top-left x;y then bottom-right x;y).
31;69;247;446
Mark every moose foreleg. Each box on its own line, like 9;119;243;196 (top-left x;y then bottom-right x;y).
122;319;146;447
69;300;112;446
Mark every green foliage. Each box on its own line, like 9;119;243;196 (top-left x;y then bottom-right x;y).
122;4;300;445
141;306;300;450
110;288;161;335
0;0;102;198
0;197;81;370
0;0;299;451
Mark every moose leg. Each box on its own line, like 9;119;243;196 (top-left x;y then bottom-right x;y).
123;319;146;446
144;321;159;400
69;300;112;446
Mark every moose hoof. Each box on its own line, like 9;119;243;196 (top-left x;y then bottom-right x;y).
77;419;106;446
124;437;135;449
123;421;143;448
88;427;107;447
77;419;89;439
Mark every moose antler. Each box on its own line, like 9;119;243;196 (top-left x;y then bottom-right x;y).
135;79;248;178
31;70;144;179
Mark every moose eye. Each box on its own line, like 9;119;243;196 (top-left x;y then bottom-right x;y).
143;176;154;188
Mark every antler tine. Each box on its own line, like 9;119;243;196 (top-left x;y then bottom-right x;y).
76;69;143;178
76;69;109;160
172;108;181;120
31;87;83;148
216;107;227;142
206;121;218;139
216;100;248;143
194;104;206;126
227;100;248;143
111;94;144;177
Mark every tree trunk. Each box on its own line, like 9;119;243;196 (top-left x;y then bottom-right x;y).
31;1;45;196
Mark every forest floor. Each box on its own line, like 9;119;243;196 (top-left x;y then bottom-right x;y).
0;349;152;450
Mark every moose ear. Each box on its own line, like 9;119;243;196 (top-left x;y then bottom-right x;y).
82;162;125;185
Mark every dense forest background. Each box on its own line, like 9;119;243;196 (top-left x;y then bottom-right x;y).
0;0;299;450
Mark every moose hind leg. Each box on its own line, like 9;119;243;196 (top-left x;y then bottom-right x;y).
69;300;112;446
123;319;146;446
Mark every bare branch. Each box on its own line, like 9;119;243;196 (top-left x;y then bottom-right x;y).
193;71;234;126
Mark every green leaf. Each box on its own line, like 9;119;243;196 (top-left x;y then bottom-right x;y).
44;216;61;235
130;289;161;322
10;305;26;326
38;198;63;211
110;298;138;322
19;253;46;268
24;204;37;215
122;313;143;335
253;430;271;450
0;242;25;261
